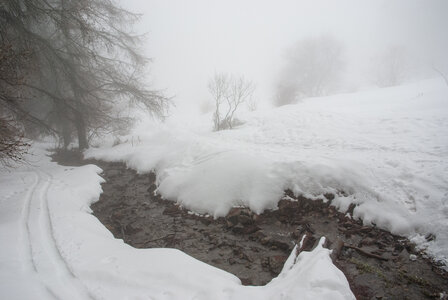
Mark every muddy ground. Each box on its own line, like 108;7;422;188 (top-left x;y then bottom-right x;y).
53;151;448;299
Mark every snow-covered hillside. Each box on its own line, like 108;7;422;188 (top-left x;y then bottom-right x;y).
0;146;354;299
87;78;448;266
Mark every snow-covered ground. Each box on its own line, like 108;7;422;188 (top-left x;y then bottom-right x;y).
2;78;447;299
87;78;448;266
0;145;354;299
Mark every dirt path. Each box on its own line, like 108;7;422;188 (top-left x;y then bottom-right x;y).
54;151;448;299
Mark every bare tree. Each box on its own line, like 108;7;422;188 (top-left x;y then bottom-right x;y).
0;33;34;166
0;0;169;151
224;76;254;129
208;73;229;131
208;73;254;131
275;35;344;106
0;117;30;167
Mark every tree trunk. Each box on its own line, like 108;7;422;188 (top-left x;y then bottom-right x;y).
54;100;72;149
62;122;71;149
74;111;88;150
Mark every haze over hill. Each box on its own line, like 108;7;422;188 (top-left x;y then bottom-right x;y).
120;0;448;114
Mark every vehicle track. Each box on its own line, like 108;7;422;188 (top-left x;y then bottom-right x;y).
20;171;39;273
20;170;93;300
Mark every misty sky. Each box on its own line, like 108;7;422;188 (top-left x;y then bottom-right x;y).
120;0;448;114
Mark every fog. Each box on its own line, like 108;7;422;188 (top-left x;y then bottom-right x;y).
120;0;448;114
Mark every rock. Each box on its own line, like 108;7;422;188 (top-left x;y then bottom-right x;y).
404;241;416;253
324;193;335;201
343;221;354;228
277;199;299;217
330;239;345;261
226;214;239;227
346;203;356;215
261;236;272;245
238;214;253;225
297;234;317;253
291;225;308;239
226;207;253;227
232;224;245;234
252;230;266;241
261;257;270;270
243;225;260;234
200;218;211;225
291;230;300;240
227;207;242;216
302;223;315;234
268;255;288;274
278;199;298;209
343;247;354;258
227;207;251;217
270;238;291;251
146;184;157;193
425;233;436;242
360;237;375;246
226;220;235;228
394;243;404;252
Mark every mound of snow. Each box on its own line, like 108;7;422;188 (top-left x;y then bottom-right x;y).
0;144;354;299
86;78;448;266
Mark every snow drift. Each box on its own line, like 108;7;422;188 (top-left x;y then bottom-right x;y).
0;145;354;299
86;78;448;266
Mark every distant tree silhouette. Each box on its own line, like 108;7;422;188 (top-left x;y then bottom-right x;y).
275;35;344;106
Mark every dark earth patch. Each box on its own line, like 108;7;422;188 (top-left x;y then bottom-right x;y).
53;150;448;299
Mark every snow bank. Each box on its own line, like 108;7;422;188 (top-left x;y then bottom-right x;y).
86;78;448;265
0;144;354;299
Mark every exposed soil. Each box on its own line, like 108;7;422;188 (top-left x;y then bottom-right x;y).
53;150;448;299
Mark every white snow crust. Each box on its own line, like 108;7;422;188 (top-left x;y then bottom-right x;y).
0;145;355;299
86;78;448;266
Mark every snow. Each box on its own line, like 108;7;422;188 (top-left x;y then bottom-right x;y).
86;78;448;266
2;78;447;298
0;144;355;299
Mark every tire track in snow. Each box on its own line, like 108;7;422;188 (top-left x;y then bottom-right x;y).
21;170;94;300
20;171;40;273
40;171;95;299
